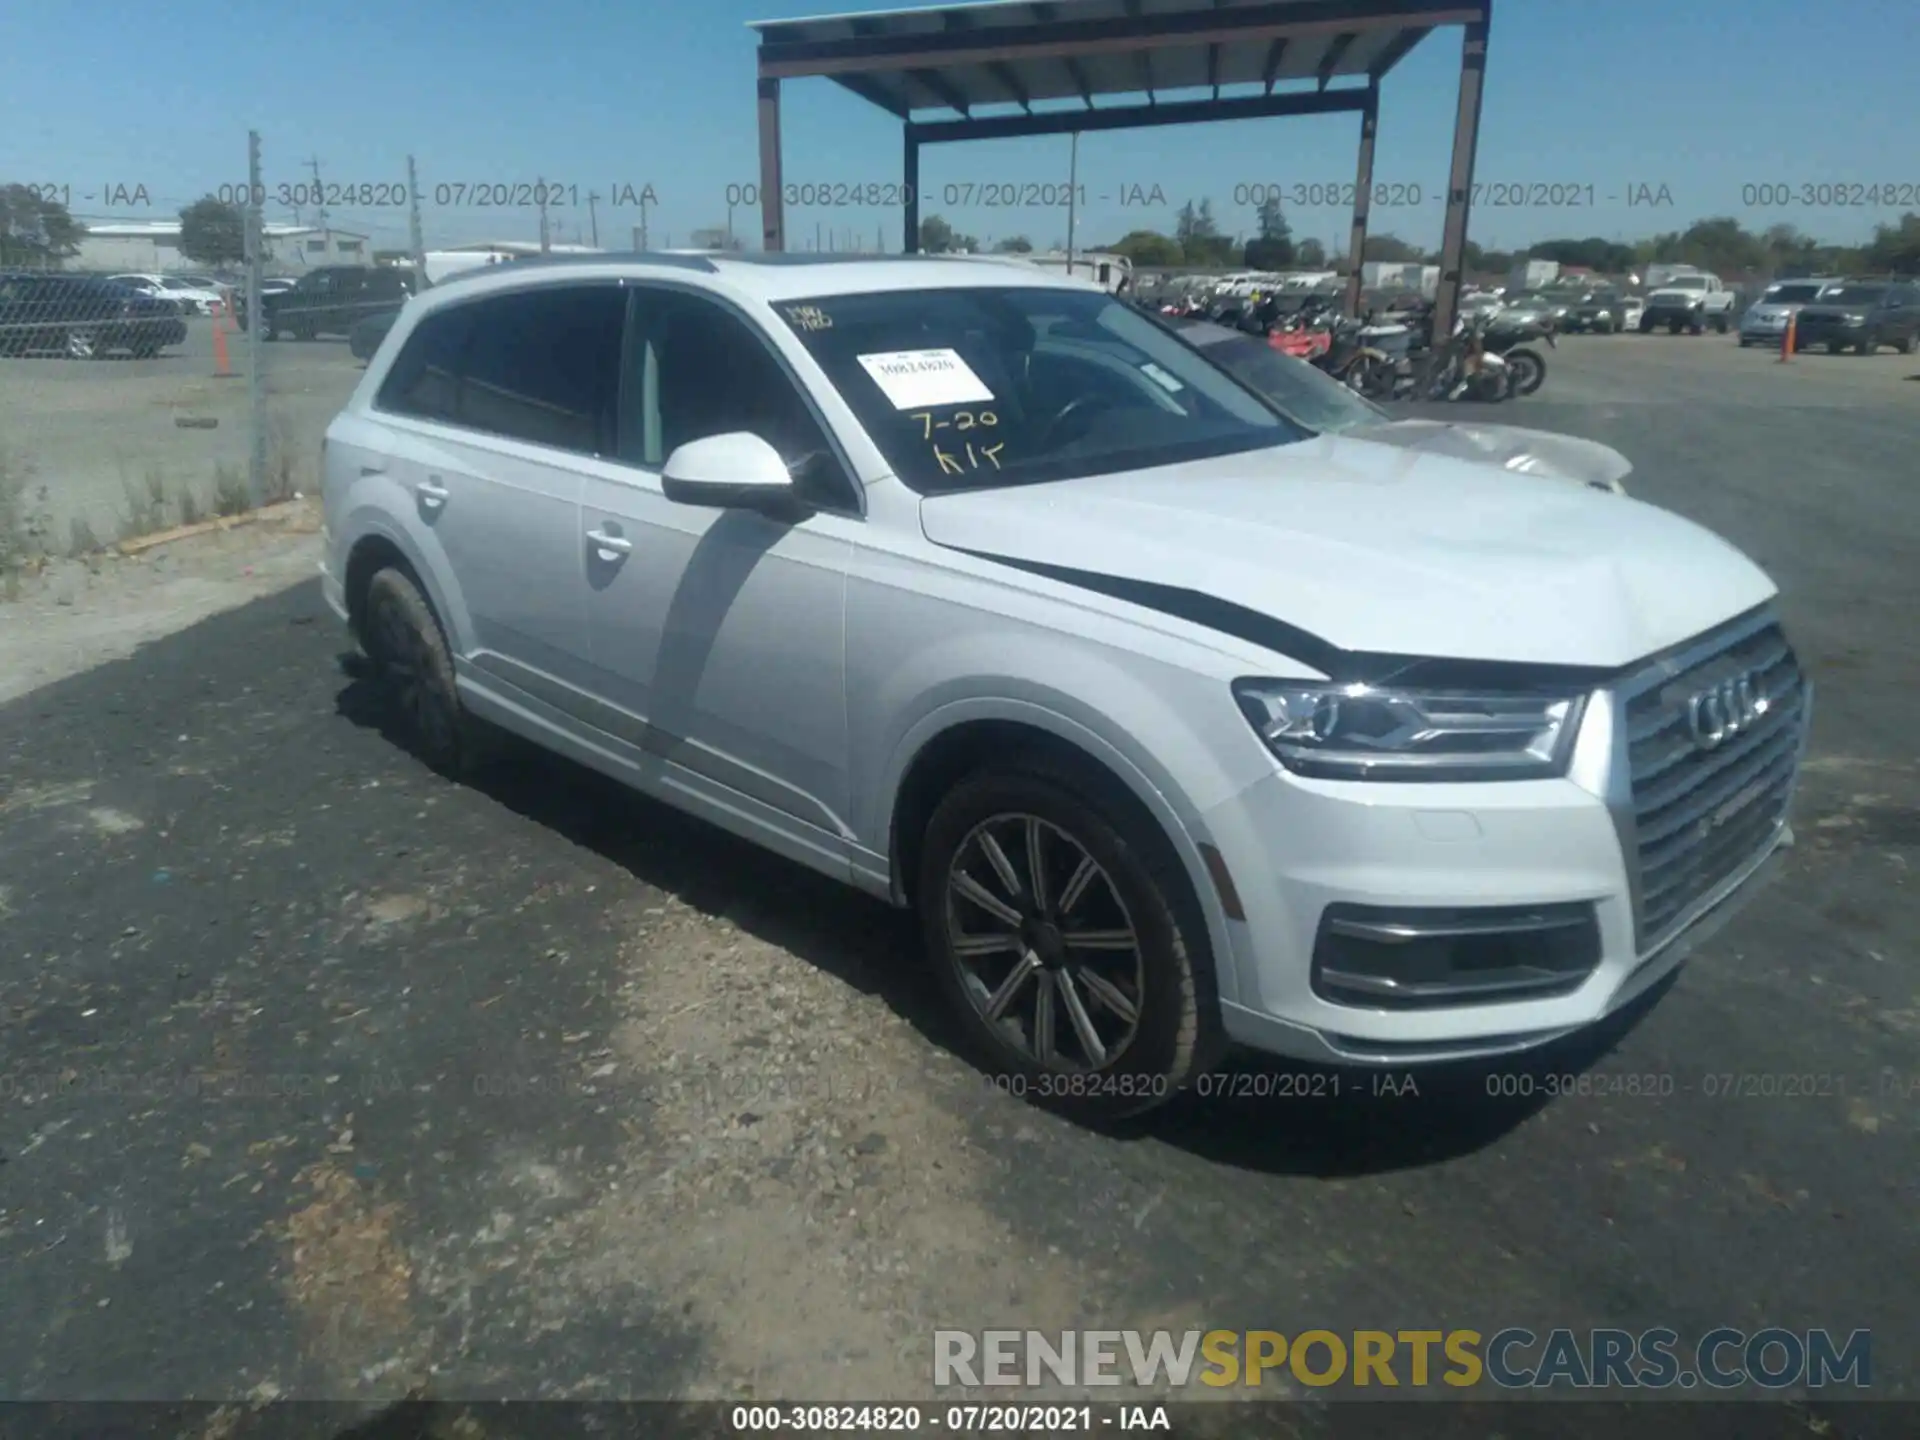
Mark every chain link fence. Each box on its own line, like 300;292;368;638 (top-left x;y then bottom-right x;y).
1;137;585;584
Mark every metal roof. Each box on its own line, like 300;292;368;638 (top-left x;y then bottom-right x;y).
750;0;1477;117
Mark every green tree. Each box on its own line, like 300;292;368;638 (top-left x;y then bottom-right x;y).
1106;229;1185;267
0;183;86;266
917;214;979;254
1243;194;1294;269
178;196;247;267
1173;199;1234;265
1295;237;1328;268
1361;233;1422;262
992;235;1033;253
1863;212;1920;274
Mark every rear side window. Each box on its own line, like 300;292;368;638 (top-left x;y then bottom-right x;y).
375;285;627;456
378;307;469;423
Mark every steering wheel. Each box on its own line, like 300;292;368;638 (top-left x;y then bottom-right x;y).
1037;393;1113;449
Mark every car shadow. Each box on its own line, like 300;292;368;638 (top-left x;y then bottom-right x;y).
334;659;1668;1178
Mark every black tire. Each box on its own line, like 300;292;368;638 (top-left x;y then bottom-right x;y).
1506;349;1545;396
361;566;501;778
131;343;159;359
1898;332;1916;355
1827;341;1843;355
1712;311;1729;333
917;761;1223;1121
1856;335;1876;355
1638;318;1655;334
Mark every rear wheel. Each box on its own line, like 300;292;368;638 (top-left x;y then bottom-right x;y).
918;763;1222;1122
1712;311;1729;333
361;567;502;778
1856;335;1877;355
1897;331;1916;355
65;328;98;360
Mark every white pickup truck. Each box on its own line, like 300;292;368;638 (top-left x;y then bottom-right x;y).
1639;271;1737;334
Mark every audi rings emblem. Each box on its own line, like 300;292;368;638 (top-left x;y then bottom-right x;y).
1686;669;1768;751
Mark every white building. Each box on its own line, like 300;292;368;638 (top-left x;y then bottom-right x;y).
70;220;371;275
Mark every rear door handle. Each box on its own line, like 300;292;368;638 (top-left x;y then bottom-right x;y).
586;527;632;558
415;478;449;507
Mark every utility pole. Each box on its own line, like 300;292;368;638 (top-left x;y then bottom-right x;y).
246;132;267;507
631;224;642;252
639;194;650;251
587;191;600;248
1066;131;1080;271
537;177;551;253
406;155;427;281
306;155;328;241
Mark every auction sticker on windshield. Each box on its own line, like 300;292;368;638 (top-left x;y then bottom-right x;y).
856;349;995;409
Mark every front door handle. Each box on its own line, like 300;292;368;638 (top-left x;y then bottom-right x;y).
415;478;449;507
587;527;632;558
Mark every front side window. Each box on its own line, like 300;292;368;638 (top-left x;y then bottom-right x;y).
375;284;626;455
633;289;852;509
1182;330;1387;435
1764;283;1824;303
774;285;1301;494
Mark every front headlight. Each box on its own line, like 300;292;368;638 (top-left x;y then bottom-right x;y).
1842;314;1864;325
1232;679;1587;781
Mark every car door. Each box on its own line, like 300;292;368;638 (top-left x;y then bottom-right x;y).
577;284;857;868
370;282;625;709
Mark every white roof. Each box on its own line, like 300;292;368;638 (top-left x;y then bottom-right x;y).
81;220;350;240
416;253;1097;313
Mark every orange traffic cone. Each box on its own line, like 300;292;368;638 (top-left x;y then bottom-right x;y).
1778;311;1795;362
212;297;235;379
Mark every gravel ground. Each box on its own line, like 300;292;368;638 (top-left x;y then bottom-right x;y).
0;334;1914;1433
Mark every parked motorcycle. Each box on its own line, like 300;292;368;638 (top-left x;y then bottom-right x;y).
1480;312;1554;396
1359;312;1510;402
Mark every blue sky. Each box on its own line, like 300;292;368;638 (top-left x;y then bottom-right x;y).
3;0;1914;255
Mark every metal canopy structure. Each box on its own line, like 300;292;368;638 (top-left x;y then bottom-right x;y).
750;0;1493;334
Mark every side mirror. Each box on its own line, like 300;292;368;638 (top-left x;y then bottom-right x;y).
661;432;801;516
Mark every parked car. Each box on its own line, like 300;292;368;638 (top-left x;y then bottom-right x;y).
321;254;1809;1119
1561;288;1630;334
1737;278;1839;347
0;271;189;358
1639;272;1736;334
349;306;403;361
259;277;297;296
236;265;415;339
107;273;224;316
1785;279;1920;355
1169;318;1628;491
1495;291;1558;330
1617;295;1645;331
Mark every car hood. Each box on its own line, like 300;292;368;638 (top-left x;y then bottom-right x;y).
916;438;1773;671
1647;287;1708;303
1793;304;1867;321
1340;419;1631;494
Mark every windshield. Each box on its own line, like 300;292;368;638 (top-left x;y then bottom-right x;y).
1818;285;1884;304
1764;283;1825;303
775;286;1304;494
1181;330;1387;434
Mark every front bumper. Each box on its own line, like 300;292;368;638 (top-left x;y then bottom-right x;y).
1201;613;1809;1065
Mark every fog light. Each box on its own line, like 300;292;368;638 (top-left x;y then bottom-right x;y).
1312;902;1600;1009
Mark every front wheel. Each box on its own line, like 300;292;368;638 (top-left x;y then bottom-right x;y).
1713;312;1729;333
65;328;99;360
1856;335;1877;355
1505;348;1545;396
919;764;1222;1121
361;567;502;778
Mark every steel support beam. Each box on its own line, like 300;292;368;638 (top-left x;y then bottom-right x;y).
757;76;785;252
903;127;921;253
1431;10;1488;339
756;2;1485;80
1344;83;1379;318
908;85;1367;145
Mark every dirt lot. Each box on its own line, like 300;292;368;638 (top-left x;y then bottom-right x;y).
0;335;1915;1431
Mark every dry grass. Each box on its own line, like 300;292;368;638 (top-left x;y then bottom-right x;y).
0;449;53;599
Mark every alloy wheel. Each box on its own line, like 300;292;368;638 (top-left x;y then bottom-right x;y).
944;812;1146;1070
